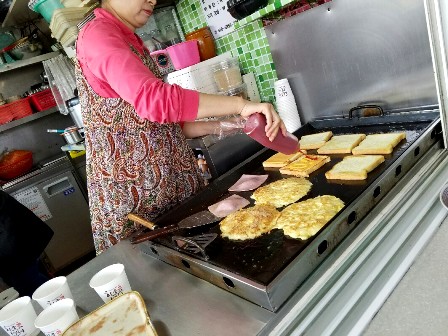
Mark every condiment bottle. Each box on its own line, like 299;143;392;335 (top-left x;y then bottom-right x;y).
243;113;299;154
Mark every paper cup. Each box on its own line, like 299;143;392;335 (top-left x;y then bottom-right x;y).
89;263;131;302
32;276;73;309
34;298;78;336
0;296;39;336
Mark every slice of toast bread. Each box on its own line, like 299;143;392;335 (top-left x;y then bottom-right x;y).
280;155;330;177
317;134;366;154
299;131;333;150
262;151;305;168
325;155;385;180
352;132;406;155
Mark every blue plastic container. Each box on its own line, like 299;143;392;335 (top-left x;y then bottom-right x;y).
34;0;64;23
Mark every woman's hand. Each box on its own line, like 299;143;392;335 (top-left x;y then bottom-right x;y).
238;100;287;142
197;94;287;141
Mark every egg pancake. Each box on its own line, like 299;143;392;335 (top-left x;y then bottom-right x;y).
219;204;280;240
276;195;344;240
251;177;312;208
262;151;305;168
279;155;330;177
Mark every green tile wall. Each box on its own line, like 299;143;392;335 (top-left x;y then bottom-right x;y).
176;0;278;103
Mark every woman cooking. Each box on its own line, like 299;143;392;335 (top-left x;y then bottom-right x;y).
76;0;286;254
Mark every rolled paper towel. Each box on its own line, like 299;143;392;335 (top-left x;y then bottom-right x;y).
274;78;302;133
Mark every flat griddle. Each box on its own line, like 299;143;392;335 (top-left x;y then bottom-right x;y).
136;111;441;288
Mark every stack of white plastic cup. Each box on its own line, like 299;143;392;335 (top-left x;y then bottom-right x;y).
31;276;79;335
0;296;39;336
34;298;79;336
32;276;73;309
274;78;302;133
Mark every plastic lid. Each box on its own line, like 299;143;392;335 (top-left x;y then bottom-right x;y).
211;57;239;72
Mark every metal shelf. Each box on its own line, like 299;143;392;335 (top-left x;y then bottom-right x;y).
1;0;40;28
0;107;59;133
0;51;60;73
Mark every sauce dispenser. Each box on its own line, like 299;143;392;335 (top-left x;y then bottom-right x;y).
243;113;299;154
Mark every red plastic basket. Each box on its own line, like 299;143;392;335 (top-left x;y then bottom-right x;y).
0;106;14;125
29;88;57;112
0;97;32;121
0;150;33;180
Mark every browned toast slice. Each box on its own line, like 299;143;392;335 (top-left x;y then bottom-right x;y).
279;155;330;177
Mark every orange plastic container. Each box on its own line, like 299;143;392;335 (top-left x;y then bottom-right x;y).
185;26;216;62
0;150;33;180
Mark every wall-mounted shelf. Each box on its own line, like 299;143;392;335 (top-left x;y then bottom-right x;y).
0;107;59;133
2;0;40;28
233;0;328;29
0;51;60;73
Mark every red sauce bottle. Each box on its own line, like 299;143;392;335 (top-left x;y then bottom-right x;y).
243;113;299;154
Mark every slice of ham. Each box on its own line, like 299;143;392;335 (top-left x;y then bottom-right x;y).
208;195;250;217
228;174;269;192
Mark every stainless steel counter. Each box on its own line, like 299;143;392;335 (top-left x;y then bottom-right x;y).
66;240;274;336
61;145;447;336
66;149;448;336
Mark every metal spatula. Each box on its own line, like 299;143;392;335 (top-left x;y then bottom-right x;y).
129;210;221;244
172;233;218;260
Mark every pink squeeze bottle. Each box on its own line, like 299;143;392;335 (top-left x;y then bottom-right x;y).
243;113;299;154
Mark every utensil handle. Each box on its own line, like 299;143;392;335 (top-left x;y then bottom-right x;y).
130;225;179;244
127;213;158;230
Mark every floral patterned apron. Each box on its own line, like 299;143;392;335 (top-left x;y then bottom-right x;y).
75;45;204;254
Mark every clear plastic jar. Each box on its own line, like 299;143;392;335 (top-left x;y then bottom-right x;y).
211;57;243;91
219;83;248;99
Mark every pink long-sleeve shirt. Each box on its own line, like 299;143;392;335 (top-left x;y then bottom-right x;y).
76;8;199;123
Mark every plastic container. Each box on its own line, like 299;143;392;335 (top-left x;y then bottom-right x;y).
211;57;243;91
34;0;64;23
50;7;89;38
219;83;248;99
243;113;299;154
185;26;216;61
0;109;14;125
166;40;200;70
0;97;33;121
0;150;33;180
29;88;57;111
